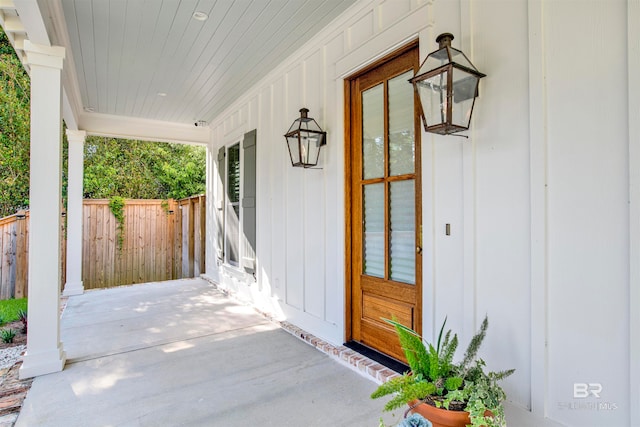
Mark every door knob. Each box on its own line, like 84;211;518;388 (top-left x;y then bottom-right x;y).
416;246;422;254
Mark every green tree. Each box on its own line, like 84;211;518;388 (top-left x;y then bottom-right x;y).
0;28;31;217
154;143;207;200
83;137;205;200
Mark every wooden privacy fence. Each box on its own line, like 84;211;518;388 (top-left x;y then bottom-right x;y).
0;212;30;299
0;195;206;298
82;196;205;290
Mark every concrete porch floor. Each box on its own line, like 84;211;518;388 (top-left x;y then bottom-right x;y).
16;278;398;426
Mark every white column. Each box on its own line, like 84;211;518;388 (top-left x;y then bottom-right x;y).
20;41;67;379
63;130;86;296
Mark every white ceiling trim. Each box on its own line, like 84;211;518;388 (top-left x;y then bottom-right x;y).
78;112;210;146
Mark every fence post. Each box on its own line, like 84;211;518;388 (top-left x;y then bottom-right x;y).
167;199;176;280
188;199;195;277
200;195;206;274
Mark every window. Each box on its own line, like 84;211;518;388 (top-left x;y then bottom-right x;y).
226;143;240;266
216;130;257;272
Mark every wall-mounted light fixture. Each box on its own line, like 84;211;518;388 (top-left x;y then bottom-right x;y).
410;33;486;136
15;210;26;220
284;108;326;168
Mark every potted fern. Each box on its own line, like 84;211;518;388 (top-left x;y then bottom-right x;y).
371;316;514;427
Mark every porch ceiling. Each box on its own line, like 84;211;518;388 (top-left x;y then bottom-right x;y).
0;0;356;143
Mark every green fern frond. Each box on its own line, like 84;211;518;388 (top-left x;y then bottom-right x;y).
440;330;451;353
385;318;431;377
382;381;438;411
441;333;458;370
371;376;409;399
490;369;515;381
460;316;488;371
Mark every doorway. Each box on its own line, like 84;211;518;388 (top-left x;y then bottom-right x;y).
346;44;422;362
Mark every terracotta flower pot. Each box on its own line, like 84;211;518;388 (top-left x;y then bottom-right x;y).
408;400;494;427
408;400;471;427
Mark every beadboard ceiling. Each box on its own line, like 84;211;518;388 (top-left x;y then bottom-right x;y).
57;0;355;126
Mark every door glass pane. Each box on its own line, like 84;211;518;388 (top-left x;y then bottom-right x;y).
362;84;384;179
390;180;415;284
389;70;415;176
363;183;384;278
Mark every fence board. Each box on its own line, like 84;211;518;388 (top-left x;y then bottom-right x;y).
14;214;28;298
0;223;10;299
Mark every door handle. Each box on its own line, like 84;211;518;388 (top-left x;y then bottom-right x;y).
416;246;422;254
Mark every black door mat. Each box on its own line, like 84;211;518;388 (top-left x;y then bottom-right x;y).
344;341;409;374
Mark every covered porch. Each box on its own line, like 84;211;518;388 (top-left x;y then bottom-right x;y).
16;278;392;426
1;0;638;426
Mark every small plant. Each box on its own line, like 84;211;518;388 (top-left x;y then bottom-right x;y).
18;308;27;333
109;196;126;250
0;315;4;326
379;413;432;427
371;316;514;427
160;199;170;213
1;329;16;343
398;414;431;427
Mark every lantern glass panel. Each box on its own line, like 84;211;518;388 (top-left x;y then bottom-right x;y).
416;70;449;128
451;67;479;128
362;83;384;179
418;47;450;75
287;119;301;133
449;47;477;71
300;132;323;165
300;118;322;133
286;134;301;166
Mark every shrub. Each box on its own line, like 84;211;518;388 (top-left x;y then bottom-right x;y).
1;329;16;343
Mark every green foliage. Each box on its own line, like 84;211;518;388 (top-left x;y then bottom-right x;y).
371;316;514;427
0;28;31;218
83;137;205;200
0;28;19;57
108;196;126;250
18;308;27;333
0;328;15;343
0;298;27;323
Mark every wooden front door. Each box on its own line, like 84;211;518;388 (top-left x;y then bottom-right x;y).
347;45;422;361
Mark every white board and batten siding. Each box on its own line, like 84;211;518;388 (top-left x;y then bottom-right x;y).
205;1;638;426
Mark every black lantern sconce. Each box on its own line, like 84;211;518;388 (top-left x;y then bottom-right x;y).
284;108;326;168
410;33;486;136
